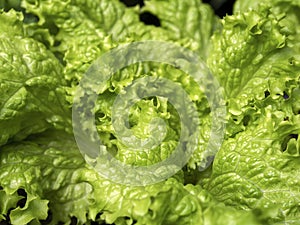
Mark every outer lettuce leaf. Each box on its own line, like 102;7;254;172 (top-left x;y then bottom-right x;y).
18;0;189;87
67;0;165;40
142;0;219;57
205;11;300;224
11;0;217;90
234;0;300;17
0;10;70;146
0;130;90;225
20;0;170;50
205;106;300;224
0;190;21;221
21;0;107;52
207;8;300;137
0;130;265;225
233;0;300;49
9;195;48;225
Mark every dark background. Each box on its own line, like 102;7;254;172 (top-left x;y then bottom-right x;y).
120;0;235;26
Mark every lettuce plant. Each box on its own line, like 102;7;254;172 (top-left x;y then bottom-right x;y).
0;0;299;224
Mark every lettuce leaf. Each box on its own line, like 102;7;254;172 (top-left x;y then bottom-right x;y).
207;7;300;137
142;0;220;57
0;10;70;146
234;0;300;48
1;0;300;224
205;107;300;224
0;130;265;225
20;0;172;49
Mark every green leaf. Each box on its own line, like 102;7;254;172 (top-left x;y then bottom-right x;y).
21;0;169;49
0;130;265;225
10;195;48;225
0;130;90;224
233;0;300;49
142;0;219;57
205;107;300;224
0;189;22;219
207;8;300;137
0;10;70;146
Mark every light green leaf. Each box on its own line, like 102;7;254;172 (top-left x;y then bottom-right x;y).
142;0;219;57
207;8;300;137
0;189;22;219
21;0;169;49
10;195;48;225
0;10;70;146
0;130;265;225
233;0;300;49
205;107;300;224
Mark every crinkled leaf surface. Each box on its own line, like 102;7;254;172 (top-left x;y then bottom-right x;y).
205;107;300;224
21;0;171;53
0;130;265;225
0;10;70;146
1;1;300;225
233;0;300;49
142;0;219;57
207;8;300;137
